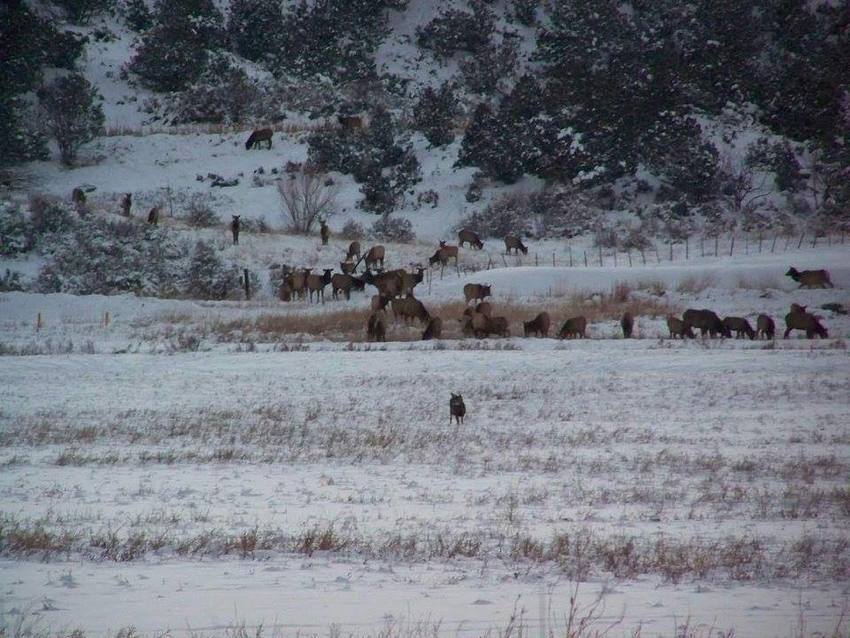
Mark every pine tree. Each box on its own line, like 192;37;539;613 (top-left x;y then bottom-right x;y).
185;240;239;300
413;83;457;148
227;0;284;63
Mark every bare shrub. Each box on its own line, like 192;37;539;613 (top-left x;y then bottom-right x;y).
278;170;339;233
184;194;220;228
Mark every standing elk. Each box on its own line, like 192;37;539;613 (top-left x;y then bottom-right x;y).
371;294;390;312
463;283;491;304
289;268;311;300
504;235;528;255
230;215;241;245
683;309;730;338
391;295;430;325
306;268;334;304
320;219;329;246
398;267;425;296
449;393;466;425
356;245;385;271
620;312;634;338
362;269;402;298
458;228;484;249
147;206;160;225
366;310;387;342
120;193;132;217
666;315;695;339
784;305;828;339
346;241;361;262
523;312;550;337
245;128;273;150
71;188;86;213
558;316;587;339
723;316;756;339
331;273;363;300
756;314;775;339
785;267;833;289
340;261;357;275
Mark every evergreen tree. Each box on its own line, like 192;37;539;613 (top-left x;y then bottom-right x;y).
124;0;153;31
185;240;239;300
413;83;458;148
227;0;284;63
38;73;105;165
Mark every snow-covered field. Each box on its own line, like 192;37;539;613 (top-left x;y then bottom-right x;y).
2;250;850;637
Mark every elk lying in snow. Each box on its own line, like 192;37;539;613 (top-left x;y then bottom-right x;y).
620;312;634;338
666;315;695;339
523;312;550;337
723;316;756;339
756;314;775;339
558;316;587;339
366;311;386;342
422;316;442;340
391;295;430;325
784;305;828;339
245;128;273;150
458;228;484;249
785;267;833;289
463;283;491;304
504;235;528;255
231;215;241;245
449;393;466;425
306;268;333;303
683;308;730;338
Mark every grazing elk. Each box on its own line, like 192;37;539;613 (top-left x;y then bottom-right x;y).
458;228;484;249
468;313;509;338
398;267;425;296
785;267;833;289
331;273;361;300
346;241;361;262
620;312;634;338
667;315;695;339
120;193;132;217
416;190;439;209
366;311;387;342
306;268;333;304
231;215;241;245
340;260;357;275
147;206;160;226
422;316;442;340
475;301;492;317
320;219;329;245
429;243;459;271
449;393;466;425
391;295;430;325
371;294;391;312
357;245;385;271
245;128;273;150
523;311;551;338
362;269;402;298
338;115;364;131
289;268;311;300
683;309;730;338
463;283;491;304
723;316;756;339
756;314;775;339
504;235;528;255
784;305;828;339
558;316;587;339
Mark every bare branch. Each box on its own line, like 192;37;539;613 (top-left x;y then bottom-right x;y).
277;170;340;233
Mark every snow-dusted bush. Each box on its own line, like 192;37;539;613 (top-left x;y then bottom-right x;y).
55;0;115;24
594;219;653;251
0;270;25;292
184;195;220;228
278;170;339;233
38;73;105;165
340;219;365;240
369;215;415;243
28;195;76;241
0;202;34;256
416;2;494;59
511;0;537;25
123;0;152;31
227;0;284;63
169;55;263;124
459;38;518;95
412;83;458;148
456;103;526;184
184;240;241;300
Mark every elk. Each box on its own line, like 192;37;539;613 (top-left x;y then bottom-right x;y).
245;128;273;150
71;188;86;212
422;316;443;340
449;393;466;425
756;314;775;339
356;245;385;271
320;219;329;246
429;243;459;270
306;268;333;304
371;294;390;312
391;295;430;325
463;283;491;304
683;309;730;338
558;316;587;339
398;267;425;296
147;206;160;225
504;235;528;255
666;315;694;339
231;215;241;245
620;312;634;338
338;115;364;131
361;269;402;298
523;312;550;338
723;316;756;339
331;273;361;300
784;306;828;339
458;228;484;250
120;193;132;217
366;311;386;342
346;241;361;262
416;190;439;209
340;260;357;275
785;267;833;289
289;268;311;300
475;301;492;317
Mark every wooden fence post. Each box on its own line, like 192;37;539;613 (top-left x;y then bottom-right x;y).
797;233;804;249
640;249;646;265
700;236;705;258
568;247;573;267
771;235;777;253
669;241;673;261
614;251;618;267
685;238;689;260
36;312;43;331
654;245;661;264
584;252;588;267
535;253;539;267
785;235;792;250
102;311;110;328
627;249;632;267
745;234;749;255
714;235;719;257
811;234;817;248
243;268;252;300
598;244;603;267
729;234;735;256
758;234;763;253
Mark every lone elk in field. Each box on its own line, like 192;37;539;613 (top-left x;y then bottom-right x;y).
449;393;466;425
785;267;833;289
231;215;241;245
245;128;273;150
620;312;634;338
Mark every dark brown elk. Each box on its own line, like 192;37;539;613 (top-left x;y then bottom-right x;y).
391;295;430;324
458;228;484;249
362;269;402;297
723;316;756;339
371;294;390;312
422;316;442;340
398;267;425;296
338;115;364;131
417;190;439;209
366;311;386;342
147;206;160;225
231;215;241;245
306;268;333;304
558;316;587;339
463;283;491;304
120;193;132;217
756;314;775;339
449;393;466;425
245;128;273;150
683;308;730;338
785;267;833;289
620;312;634;338
71;188;86;212
290;268;310;300
784;306;828;339
504;235;528;255
331;273;361;300
319;219;329;245
357;245;385;270
666;315;695;339
523;312;550;337
346;241;361;262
